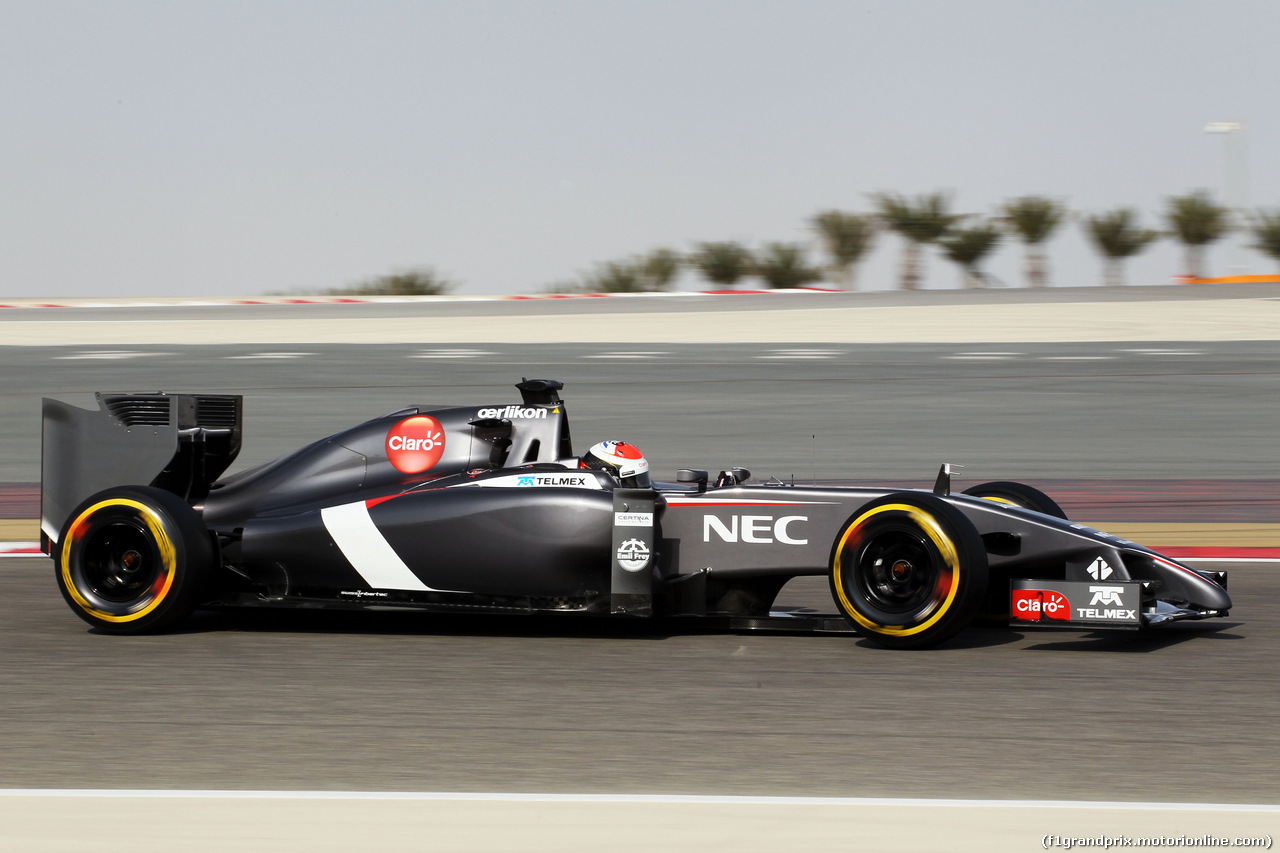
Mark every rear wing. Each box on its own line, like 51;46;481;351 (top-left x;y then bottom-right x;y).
41;393;242;552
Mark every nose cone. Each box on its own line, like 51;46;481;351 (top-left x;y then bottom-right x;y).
1200;580;1233;612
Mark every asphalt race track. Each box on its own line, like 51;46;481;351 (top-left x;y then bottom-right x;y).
0;555;1271;804
1;294;1278;849
5;340;1280;483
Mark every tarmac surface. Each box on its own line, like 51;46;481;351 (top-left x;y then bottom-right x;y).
0;556;1271;801
4;339;1280;483
3;288;1278;850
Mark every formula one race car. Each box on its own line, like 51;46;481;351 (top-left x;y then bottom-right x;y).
40;379;1232;648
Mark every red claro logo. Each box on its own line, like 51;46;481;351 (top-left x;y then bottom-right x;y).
386;416;446;474
1012;589;1070;621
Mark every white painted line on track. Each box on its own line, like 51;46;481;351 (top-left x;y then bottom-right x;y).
1040;355;1117;361
1182;557;1280;563
585;351;669;359
944;352;1022;360
53;350;169;360
0;790;1277;810
223;352;315;360
411;349;494;358
759;349;843;359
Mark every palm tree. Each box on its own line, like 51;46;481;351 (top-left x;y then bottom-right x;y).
810;210;876;288
545;247;684;294
641;248;682;290
754;243;823;289
1165;191;1230;279
1000;196;1066;287
940;220;1002;289
1083;209;1161;287
689;241;755;289
872;192;960;290
332;267;455;296
577;249;684;293
1251;209;1280;271
590;261;648;292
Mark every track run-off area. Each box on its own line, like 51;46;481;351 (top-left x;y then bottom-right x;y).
2;285;1278;851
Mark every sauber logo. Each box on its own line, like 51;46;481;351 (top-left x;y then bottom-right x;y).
1012;590;1070;621
386;416;446;474
703;515;808;545
1086;557;1116;580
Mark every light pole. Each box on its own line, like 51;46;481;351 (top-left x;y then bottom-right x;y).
1205;121;1249;274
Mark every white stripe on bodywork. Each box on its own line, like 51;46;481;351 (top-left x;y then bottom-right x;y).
663;497;837;506
320;501;437;592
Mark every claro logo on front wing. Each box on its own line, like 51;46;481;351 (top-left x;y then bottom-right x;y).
1012;589;1070;621
703;515;808;545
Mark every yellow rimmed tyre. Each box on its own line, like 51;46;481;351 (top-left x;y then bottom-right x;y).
961;481;1066;519
54;486;213;634
829;493;988;649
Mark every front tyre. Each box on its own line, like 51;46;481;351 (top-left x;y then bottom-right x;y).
55;486;213;634
829;493;988;649
962;481;1066;519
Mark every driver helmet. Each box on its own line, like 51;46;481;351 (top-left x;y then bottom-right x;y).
581;440;651;488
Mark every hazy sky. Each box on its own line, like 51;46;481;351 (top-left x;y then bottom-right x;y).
2;0;1278;298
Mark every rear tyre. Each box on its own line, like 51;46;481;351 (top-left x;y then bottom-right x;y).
829;493;988;649
962;481;1066;520
55;486;213;634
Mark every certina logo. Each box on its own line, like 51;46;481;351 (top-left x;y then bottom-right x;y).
1086;557;1116;580
617;538;650;572
1076;585;1137;621
1011;590;1070;621
703;515;808;546
476;406;552;420
614;512;653;527
386;416;446;474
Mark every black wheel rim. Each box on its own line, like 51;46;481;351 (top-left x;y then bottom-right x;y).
71;513;166;614
853;526;942;616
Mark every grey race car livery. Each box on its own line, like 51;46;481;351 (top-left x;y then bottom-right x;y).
40;379;1232;648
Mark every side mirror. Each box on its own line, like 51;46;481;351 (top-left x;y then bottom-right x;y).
676;468;709;493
